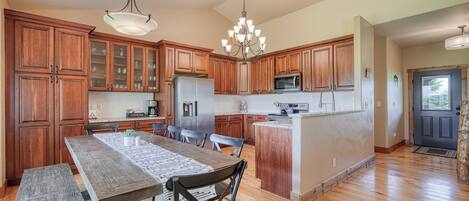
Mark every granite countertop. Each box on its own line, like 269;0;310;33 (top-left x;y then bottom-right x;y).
288;110;364;118
89;116;166;123
253;121;292;129
214;111;272;116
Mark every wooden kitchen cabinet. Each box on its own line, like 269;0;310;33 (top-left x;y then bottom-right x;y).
193;51;210;74
210;56;238;95
251;60;259;94
131;45;145;92
56;124;84;169
55;28;88;75
238;62;250;94
252;57;274;94
275;54;288;75
110;42;131;91
215;115;243;138
175;48;210;74
311;45;333;91
146;48;159;92
163;47;175;81
229;61;238;94
89;39;110;91
244;115;268;145
333;40;354;90
275;51;301;75
302;49;312;91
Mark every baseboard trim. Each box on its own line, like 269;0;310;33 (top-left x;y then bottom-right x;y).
290;155;376;201
0;180;7;199
375;140;406;153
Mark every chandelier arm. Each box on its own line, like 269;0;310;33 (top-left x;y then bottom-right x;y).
133;0;146;15
111;0;131;13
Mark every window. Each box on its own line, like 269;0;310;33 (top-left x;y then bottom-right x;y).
421;75;450;110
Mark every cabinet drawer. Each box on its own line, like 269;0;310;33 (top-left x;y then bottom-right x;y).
255;115;268;121
245;115;255;121
135;119;165;129
228;115;243;121
215;116;228;122
90;121;135;133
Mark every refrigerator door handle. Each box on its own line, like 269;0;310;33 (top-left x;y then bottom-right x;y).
195;101;198;116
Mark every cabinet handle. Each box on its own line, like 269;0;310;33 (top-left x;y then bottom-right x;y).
56;76;59;84
50;75;54;83
50;65;54;73
55;65;59;73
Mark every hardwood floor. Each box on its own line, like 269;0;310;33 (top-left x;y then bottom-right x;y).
1;145;468;201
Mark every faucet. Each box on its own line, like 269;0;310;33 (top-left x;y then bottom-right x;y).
318;88;336;112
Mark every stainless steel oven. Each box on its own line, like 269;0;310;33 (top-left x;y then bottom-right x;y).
274;73;301;92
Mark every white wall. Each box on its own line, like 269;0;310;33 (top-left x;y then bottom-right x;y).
89;92;154;118
257;0;468;53
0;0;10;188
402;42;469;141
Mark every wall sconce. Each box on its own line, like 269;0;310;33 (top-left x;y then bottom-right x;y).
364;68;370;78
393;74;399;84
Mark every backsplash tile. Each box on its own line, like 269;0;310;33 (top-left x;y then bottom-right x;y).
89;92;154;118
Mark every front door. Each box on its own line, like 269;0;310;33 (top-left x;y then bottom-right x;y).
413;69;461;149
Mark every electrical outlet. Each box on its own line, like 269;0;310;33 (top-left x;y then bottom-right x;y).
332;158;337;168
393;133;397;138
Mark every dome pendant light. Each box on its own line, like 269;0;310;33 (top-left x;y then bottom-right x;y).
445;25;469;50
103;0;158;36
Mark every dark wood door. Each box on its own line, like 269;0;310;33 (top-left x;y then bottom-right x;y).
259;58;269;93
288;51;301;73
175;48;193;73
302;50;312;91
334;40;354;90
222;61;230;94
275;55;288;75
251;60;259;94
14;73;54;178
193;51;209;74
55;28;88;75
89;39;110;91
413;69;461;149
213;59;222;94
311;45;333;91
244;116;256;145
55;75;87;125
15;21;54;74
267;57;275;93
229;120;243;138
229;61;238;94
56;124;84;168
164;47;175;81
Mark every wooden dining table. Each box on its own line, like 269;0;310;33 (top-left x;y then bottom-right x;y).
65;131;241;201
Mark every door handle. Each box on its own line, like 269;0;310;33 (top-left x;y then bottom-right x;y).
457;112;461;116
194;101;198;116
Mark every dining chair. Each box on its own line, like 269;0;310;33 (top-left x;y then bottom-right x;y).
210;134;245;158
84;123;119;135
164;160;248;201
152;123;167;136
180;129;207;148
167;125;183;140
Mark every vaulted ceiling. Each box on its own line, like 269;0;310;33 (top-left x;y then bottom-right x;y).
8;0;324;24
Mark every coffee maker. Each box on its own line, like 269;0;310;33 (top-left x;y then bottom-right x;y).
146;100;159;117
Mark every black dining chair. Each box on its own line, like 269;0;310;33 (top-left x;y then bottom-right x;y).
167;125;183;140
180;129;207;148
165;160;248;201
152;123;167;136
84;123;119;135
210;134;245;158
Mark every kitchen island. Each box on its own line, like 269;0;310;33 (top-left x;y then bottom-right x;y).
254;121;292;199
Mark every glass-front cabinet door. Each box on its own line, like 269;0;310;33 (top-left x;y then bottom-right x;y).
111;43;130;91
147;48;159;92
90;40;109;91
131;46;145;92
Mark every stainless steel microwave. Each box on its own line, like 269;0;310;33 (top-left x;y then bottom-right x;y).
274;73;301;92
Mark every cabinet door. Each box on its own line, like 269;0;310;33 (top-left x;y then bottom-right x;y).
146;48;159;92
90;39;110;91
15;21;54;74
288;51;301;73
275;54;288;75
131;45;145;92
222;61;230;94
55;75;87;125
164;47;175;81
334;41;354;90
193;51;209;74
311;46;333;91
243;116;255;144
15;73;54;177
267;57;275;93
230;61;238;94
238;62;250;94
56;124;84;168
163;82;174;118
302;50;312;91
213;59;222;94
111;43;131;91
259;58;269;93
251;61;259;94
175;48;193;73
55;28;88;75
229;120;243;138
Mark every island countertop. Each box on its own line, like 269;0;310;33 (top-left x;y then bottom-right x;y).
253;121;292;129
89;116;166;123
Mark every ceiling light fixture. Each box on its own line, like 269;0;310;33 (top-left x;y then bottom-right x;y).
445;25;469;50
103;0;157;36
221;0;266;62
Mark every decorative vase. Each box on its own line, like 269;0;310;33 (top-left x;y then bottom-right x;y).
124;136;135;146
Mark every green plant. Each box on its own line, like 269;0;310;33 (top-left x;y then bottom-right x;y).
124;129;136;137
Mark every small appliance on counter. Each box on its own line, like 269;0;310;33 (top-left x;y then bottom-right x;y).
89;109;98;120
146;100;159;117
239;99;248;113
126;109;147;118
268;102;309;121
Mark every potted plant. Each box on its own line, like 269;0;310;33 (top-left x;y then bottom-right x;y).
124;129;136;146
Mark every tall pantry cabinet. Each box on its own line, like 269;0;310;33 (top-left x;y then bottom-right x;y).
5;10;94;183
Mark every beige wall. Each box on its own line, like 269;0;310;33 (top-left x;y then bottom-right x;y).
14;8;232;53
374;36;387;147
402;42;469;141
1;0;11;188
257;0;469;53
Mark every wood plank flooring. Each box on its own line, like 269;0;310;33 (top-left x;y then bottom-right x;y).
1;145;468;201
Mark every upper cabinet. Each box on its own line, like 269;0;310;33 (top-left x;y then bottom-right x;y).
209;55;238;95
193;51;210;74
274;51;301;76
14;21;88;75
311;45;333;91
90;40;109;90
238;62;250;95
174;48;210;75
252;57;274;94
274;54;288;75
111;43;131;91
333;40;354;90
146;48;159;92
175;48;193;73
131;45;145;92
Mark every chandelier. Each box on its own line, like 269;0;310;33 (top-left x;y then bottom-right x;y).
221;0;266;61
103;0;158;36
445;25;469;50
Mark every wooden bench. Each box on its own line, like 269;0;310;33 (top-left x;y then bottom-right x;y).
17;164;85;201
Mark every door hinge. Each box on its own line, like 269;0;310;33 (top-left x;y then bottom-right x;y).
412;106;414;111
411;79;414;84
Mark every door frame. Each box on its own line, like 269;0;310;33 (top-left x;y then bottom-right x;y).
407;64;468;145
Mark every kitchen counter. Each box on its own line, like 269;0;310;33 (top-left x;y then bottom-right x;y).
214;111;271;116
89;116;166;123
253;121;292;129
288;110;363;118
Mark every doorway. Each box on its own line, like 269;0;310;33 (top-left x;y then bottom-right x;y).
412;69;461;150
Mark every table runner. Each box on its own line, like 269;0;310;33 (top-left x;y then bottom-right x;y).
94;133;217;201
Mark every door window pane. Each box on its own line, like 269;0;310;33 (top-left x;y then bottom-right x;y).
422;75;450;110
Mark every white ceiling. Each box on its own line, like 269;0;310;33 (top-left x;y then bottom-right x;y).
8;0;324;24
374;3;469;47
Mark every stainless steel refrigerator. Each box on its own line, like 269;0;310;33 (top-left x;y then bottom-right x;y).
175;76;214;135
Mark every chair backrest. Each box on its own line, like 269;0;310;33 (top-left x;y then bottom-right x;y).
180;129;207;148
165;160;247;201
84;123;119;135
152;123;167;135
210;134;245;158
167;125;182;139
